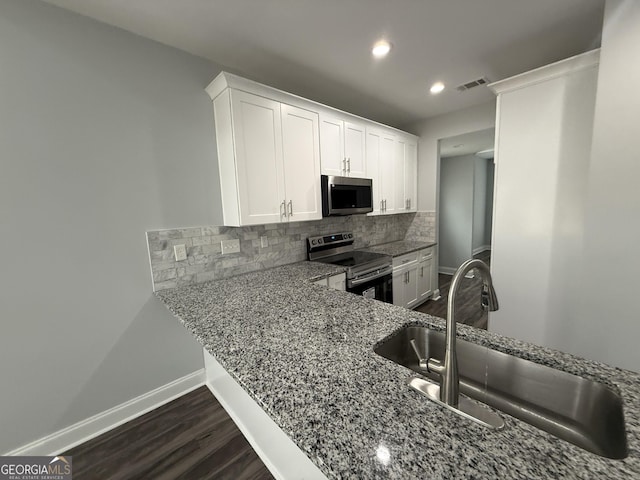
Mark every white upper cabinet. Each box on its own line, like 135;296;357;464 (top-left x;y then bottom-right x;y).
396;136;418;212
319;114;366;177
213;88;321;226
281;104;322;221
206;72;418;225
343;121;366;177
404;139;418;212
366;127;397;214
228;90;285;226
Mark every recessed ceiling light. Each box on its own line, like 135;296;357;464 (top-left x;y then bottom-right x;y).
430;82;445;94
372;40;392;58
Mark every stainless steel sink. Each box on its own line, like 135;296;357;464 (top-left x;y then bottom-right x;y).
374;325;628;459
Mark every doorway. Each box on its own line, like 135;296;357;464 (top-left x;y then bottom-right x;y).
414;128;495;329
438;128;495;273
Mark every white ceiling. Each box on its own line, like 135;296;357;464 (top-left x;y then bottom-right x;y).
41;0;604;128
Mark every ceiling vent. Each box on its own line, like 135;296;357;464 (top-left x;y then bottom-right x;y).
456;77;489;92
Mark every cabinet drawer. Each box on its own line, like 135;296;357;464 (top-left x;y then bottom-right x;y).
419;247;434;261
393;252;419;269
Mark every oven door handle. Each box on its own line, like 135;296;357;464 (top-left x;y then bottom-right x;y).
348;266;393;287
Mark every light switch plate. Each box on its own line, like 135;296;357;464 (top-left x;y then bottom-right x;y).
221;238;240;255
174;244;187;261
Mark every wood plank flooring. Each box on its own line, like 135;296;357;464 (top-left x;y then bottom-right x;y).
415;250;491;330
64;386;274;480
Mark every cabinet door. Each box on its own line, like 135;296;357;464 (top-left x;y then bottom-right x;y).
281;104;322;221
392;269;406;307
231;90;285;225
404;139;418;212
366;129;382;214
344;121;366;177
319;115;345;176
405;265;419;306
395;138;407;211
418;258;433;301
380;133;396;213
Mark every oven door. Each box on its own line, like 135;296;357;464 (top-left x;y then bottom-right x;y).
346;268;393;304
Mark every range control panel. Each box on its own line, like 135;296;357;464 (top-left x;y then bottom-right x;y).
307;232;354;249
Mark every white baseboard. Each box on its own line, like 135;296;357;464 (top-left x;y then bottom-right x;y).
472;245;491;256
5;369;205;457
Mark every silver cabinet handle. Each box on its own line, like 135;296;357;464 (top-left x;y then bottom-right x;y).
380;199;384;211
347;157;351;173
408;198;411;209
383;199;387;212
406;199;409;209
280;200;287;219
420;266;424;277
343;158;347;173
288;200;293;216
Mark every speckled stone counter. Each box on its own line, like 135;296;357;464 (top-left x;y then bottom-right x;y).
155;261;640;479
362;240;437;257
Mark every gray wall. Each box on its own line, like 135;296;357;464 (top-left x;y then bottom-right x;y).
438;155;475;271
439;154;493;271
472;157;489;252
570;0;640;371
0;0;225;453
484;161;495;246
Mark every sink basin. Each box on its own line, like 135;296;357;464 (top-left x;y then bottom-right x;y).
374;325;628;459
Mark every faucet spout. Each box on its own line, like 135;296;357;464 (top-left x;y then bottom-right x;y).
427;258;498;407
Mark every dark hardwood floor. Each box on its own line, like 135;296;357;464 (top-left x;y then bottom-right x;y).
64;386;273;480
415;250;491;330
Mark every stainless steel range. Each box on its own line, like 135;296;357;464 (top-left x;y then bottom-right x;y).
307;232;393;303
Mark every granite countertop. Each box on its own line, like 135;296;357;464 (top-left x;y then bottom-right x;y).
362;240;437;257
155;261;640;479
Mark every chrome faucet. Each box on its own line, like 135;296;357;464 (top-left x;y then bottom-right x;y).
427;258;499;407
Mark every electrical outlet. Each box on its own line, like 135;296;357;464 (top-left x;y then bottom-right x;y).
221;238;240;255
260;235;268;248
174;244;187;262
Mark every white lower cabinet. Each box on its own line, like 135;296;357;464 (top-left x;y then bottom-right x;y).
418;258;433;302
393;248;434;309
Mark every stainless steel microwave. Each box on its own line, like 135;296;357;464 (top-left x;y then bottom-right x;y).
321;175;373;216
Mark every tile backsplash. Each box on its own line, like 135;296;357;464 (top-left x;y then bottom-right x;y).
147;211;436;291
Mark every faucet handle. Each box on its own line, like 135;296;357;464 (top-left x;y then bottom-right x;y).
409;339;429;370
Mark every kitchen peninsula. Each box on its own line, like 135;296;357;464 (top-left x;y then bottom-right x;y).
155;261;640;479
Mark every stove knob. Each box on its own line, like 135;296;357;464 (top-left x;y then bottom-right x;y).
311;239;317;245
318;239;323;244
348;233;353;238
